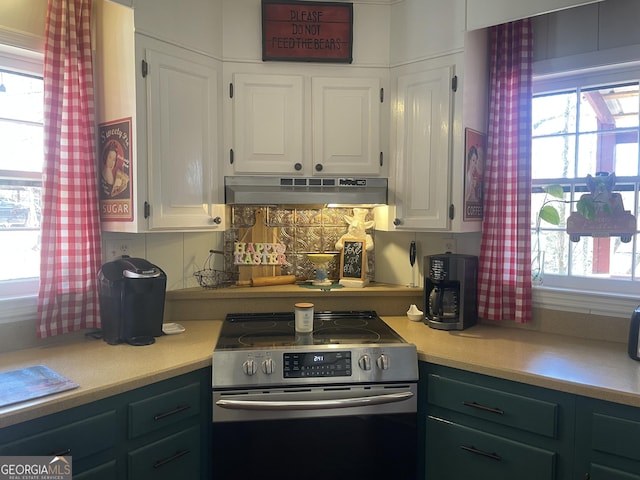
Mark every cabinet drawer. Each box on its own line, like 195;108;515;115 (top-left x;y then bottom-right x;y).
73;460;117;480
592;413;640;462
128;425;201;480
590;463;640;480
426;416;556;480
0;410;116;460
427;373;558;437
128;382;200;438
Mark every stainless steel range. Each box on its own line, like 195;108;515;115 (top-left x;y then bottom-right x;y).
211;310;419;480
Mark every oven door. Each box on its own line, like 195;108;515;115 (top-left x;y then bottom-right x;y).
211;383;418;480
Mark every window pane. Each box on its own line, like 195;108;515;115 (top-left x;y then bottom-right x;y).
532;136;576;179
0;70;44;123
0;68;43;286
539;230;569;275
580;83;639;132
0;121;43;172
576;132;614;177
614;136;639;176
532;91;577;136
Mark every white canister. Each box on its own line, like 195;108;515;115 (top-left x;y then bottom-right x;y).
294;302;314;333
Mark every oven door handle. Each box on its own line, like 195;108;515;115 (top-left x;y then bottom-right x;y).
216;391;414;411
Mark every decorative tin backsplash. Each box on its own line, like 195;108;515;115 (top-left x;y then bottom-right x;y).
224;206;375;282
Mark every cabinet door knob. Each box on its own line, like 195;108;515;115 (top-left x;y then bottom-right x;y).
393;218;402;226
315;163;323;172
294;162;302;171
210;216;222;225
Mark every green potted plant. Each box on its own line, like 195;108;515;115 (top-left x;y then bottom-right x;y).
532;184;563;285
533;173;626;284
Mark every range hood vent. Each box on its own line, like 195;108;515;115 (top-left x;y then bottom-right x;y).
224;176;388;206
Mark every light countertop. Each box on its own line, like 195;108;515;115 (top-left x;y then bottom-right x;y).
0;321;221;428
2;316;640;429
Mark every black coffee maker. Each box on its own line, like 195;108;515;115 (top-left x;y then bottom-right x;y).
98;256;166;345
424;253;478;330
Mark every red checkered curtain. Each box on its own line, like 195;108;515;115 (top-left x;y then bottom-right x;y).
478;19;533;323
38;0;102;337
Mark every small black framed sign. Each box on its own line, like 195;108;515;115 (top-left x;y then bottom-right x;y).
339;238;366;281
262;0;353;63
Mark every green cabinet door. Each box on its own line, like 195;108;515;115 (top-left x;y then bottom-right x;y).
425;416;557;480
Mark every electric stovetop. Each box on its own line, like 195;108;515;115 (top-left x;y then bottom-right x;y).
214;310;407;350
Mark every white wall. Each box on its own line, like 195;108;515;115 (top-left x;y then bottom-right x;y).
222;0;390;66
0;0;46;51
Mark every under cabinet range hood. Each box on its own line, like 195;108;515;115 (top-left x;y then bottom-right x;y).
224;176;388;206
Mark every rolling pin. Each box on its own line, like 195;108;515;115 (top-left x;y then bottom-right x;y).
237;275;297;287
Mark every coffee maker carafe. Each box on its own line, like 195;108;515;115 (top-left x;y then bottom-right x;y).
424;253;478;330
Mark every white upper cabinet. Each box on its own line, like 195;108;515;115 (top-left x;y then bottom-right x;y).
466;0;604;31
380;0;488;233
311;77;381;175
228;71;385;177
95;0;224;233
391;65;454;230
230;73;304;175
142;41;222;230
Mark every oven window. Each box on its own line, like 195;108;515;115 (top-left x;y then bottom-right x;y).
211;414;417;480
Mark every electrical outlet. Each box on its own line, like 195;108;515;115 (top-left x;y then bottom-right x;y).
442;238;457;254
104;236;145;262
105;240;129;261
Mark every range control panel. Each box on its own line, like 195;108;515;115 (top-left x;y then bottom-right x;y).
283;351;351;378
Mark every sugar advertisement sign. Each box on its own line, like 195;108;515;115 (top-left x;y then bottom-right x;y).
262;0;353;63
463;128;485;221
98;118;133;222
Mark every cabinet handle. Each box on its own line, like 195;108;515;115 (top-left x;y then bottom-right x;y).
294;162;302;171
462;401;504;415
460;445;501;461
393;218;401;226
153;449;190;469
153;404;191;421
315;163;323;172
584;474;590;480
210;216;222;225
48;448;71;456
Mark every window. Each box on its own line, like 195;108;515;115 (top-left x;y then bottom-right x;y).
0;46;43;303
532;67;640;305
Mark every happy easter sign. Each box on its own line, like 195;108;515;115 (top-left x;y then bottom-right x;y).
234;241;288;265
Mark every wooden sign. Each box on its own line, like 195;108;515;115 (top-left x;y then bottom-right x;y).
339;238;366;281
262;0;353;63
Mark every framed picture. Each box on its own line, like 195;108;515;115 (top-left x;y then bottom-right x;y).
463;128;485;221
262;0;353;63
98;118;133;222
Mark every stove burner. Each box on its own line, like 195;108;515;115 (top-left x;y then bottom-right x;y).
237;320;278;330
312;327;381;343
334;318;368;328
238;330;293;347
